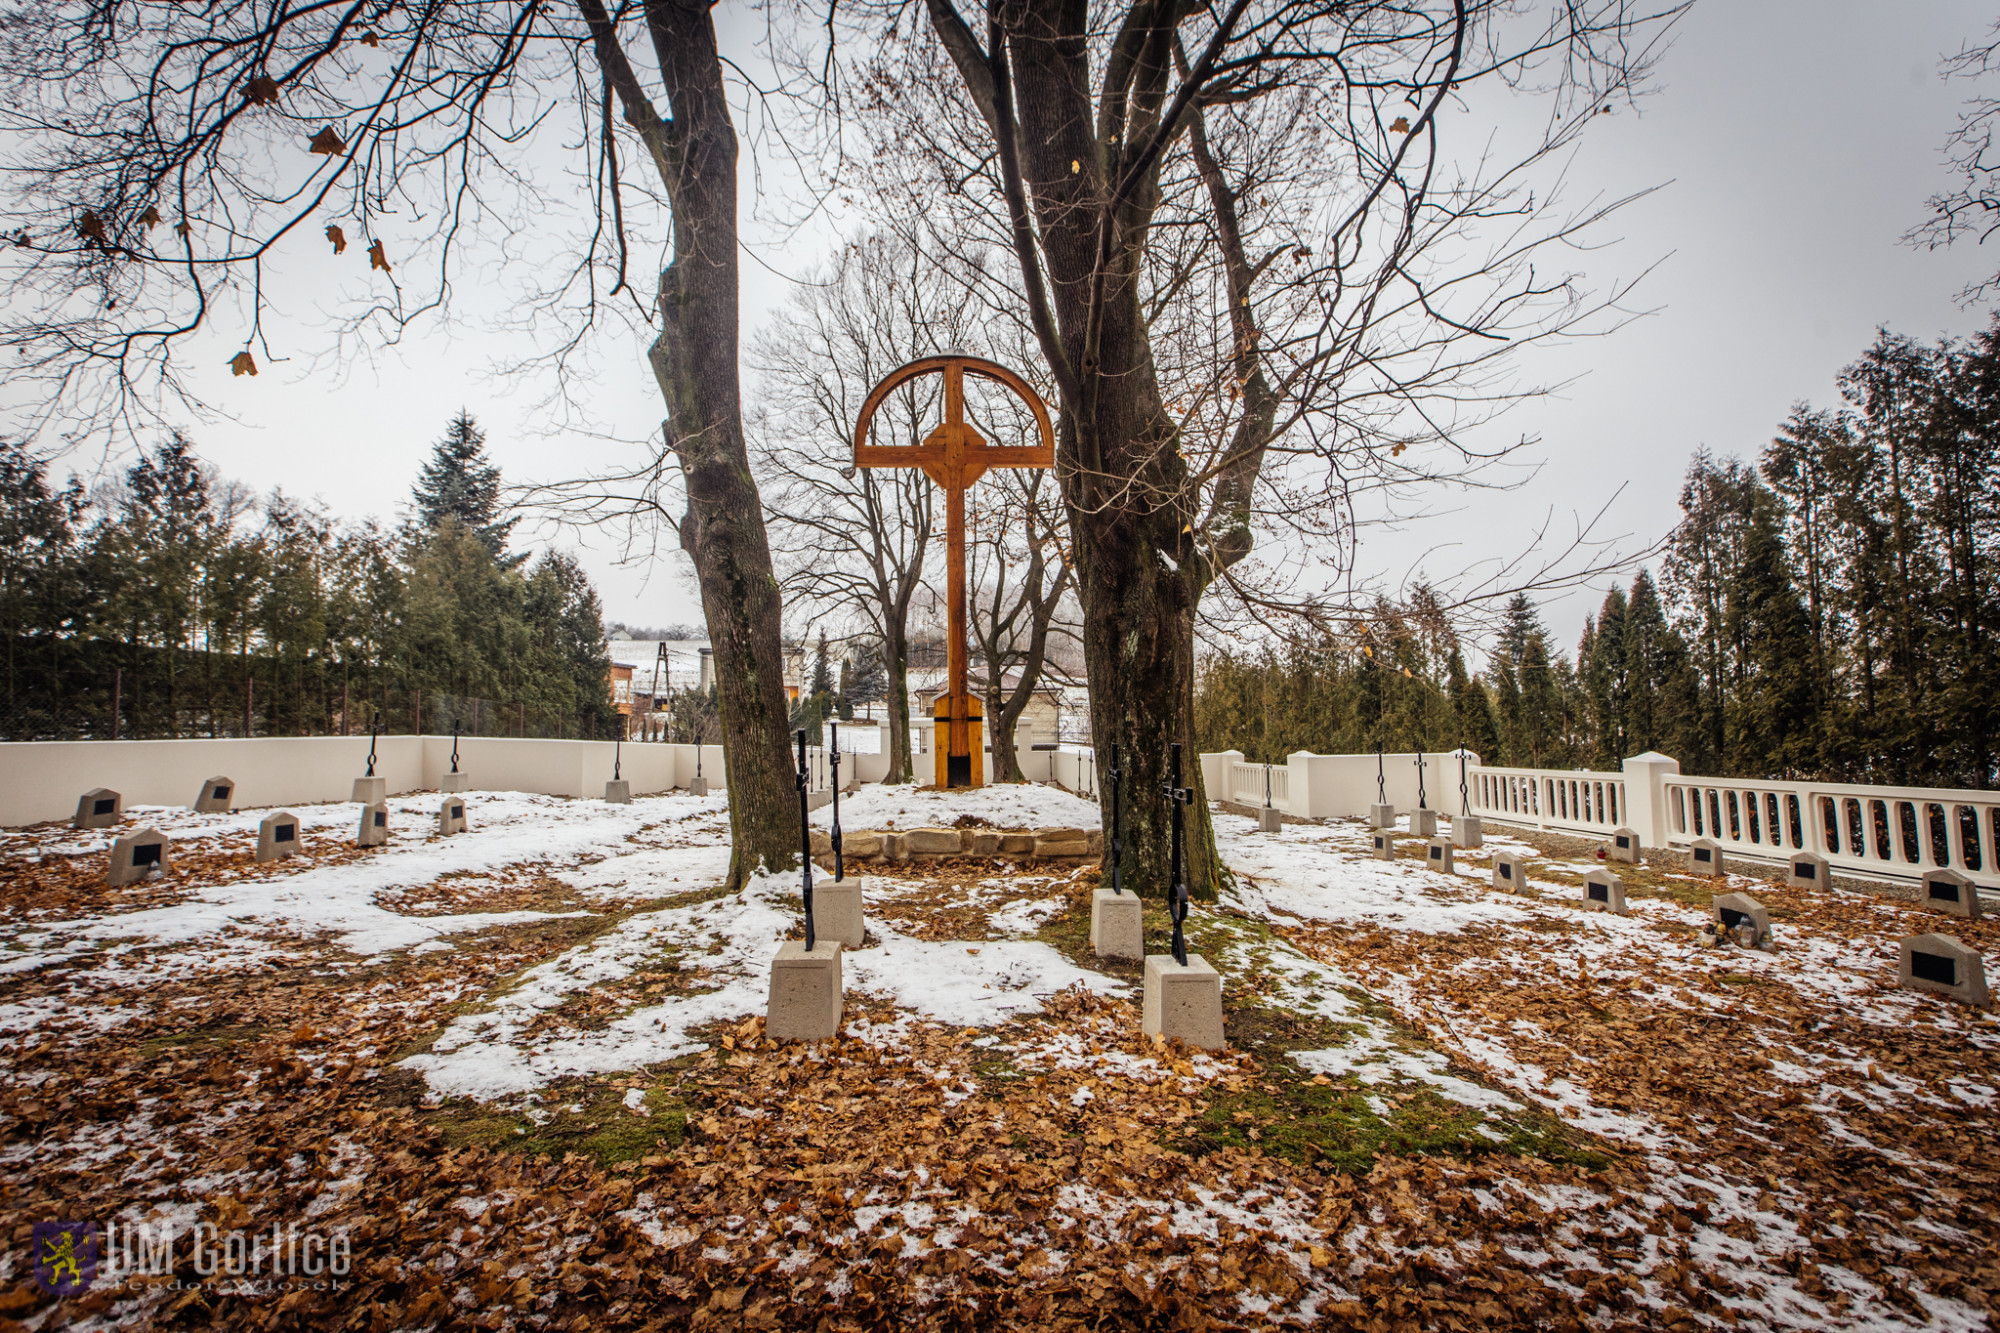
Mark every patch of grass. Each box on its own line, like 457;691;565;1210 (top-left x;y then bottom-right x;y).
136;1021;269;1059
426;1070;692;1168
1173;1002;1611;1175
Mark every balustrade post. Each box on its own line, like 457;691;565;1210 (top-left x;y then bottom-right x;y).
1620;751;1681;851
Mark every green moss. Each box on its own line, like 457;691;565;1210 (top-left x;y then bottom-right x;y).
427;1073;691;1168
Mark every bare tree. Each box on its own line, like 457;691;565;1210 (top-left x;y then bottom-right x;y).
967;465;1075;780
821;0;1684;897
0;0;801;886
1909;19;2000;305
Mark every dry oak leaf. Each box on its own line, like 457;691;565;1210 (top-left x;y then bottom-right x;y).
368;239;391;272
175;220;192;237
1390;116;1411;133
246;74;280;105
308;126;346;155
326;224;347;255
229;350;258;377
358;29;381;46
139;206;162;229
77;211;107;243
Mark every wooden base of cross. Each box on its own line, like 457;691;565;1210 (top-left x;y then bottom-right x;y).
934;694;983;789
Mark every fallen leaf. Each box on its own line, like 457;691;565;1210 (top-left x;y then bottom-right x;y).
368;239;391;273
326;224;347;255
229;350;257;377
1390;116;1410;133
309;126;345;156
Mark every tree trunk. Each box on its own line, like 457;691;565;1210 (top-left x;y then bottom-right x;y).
885;622;914;783
581;0;798;888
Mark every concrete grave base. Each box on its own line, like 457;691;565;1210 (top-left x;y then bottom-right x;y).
767;940;844;1041
1787;851;1829;890
1424;837;1454;874
812;880;866;949
108;827;169;886
1689;838;1726;877
1920;869;1981;920
1607;827;1640;864
1369;803;1397;829
255;810;304;863
1451;815;1484;849
604;779;632;804
1492;852;1528;892
440;772;471;794
1370;831;1394;861
1411;808;1438;837
1090;888;1144;960
1898;933;1990;1007
1256;806;1283;833
689;777;709;797
807;790;832;812
1142;954;1225;1051
194;777;234;813
438;798;468;836
357;802;389;847
351;776;386;804
74;788;122;830
1582;869;1626;914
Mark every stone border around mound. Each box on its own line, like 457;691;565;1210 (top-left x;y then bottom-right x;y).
809;825;1102;865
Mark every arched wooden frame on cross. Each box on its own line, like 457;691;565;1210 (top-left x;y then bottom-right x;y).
851;355;1056;788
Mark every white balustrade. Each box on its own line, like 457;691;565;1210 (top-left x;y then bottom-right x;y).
1464;765;1627;836
1228;761;1289;811
1664;776;2000;891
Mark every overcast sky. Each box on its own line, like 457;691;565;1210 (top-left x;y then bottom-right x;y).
76;0;2000;656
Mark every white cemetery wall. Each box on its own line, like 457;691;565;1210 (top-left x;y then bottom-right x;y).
0;737;425;827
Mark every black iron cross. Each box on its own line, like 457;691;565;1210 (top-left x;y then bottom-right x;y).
1414;751;1427;810
1106;742;1124;895
1375;742;1386;805
1163;742;1194;967
366;710;380;778
450;719;461;775
795;729;816;950
829;722;845;881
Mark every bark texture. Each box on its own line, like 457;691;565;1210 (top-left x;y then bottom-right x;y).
582;0;797;887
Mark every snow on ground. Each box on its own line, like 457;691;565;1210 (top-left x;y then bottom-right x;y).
812;781;1100;831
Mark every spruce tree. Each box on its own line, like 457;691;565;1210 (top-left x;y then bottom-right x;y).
412;411;519;563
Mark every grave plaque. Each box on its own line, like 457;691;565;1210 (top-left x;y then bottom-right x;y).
1712;892;1771;947
1787;851;1829;890
255;811;304;863
1606;826;1640;865
438;798;467;836
194;777;234;813
1689;838;1726;878
1919;868;1982;920
1369;803;1397;829
73;788;122;830
1370;831;1393;861
1425;836;1454;874
1582;868;1627;914
107;826;169;887
356;802;389;847
1451;814;1484;849
1492;851;1528;892
1412;808;1438;838
1897;933;1989;1007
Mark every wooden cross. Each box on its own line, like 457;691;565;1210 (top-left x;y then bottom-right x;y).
851;355;1055;788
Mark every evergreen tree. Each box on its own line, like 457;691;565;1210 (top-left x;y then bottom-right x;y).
412;411;519;563
1446;646;1500;763
845;640;889;714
